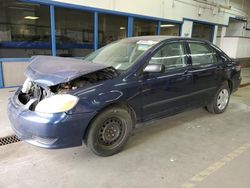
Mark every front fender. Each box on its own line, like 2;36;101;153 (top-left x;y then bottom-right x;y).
68;89;124;114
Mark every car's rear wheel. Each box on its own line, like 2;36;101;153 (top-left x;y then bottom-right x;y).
206;83;230;114
86;106;133;156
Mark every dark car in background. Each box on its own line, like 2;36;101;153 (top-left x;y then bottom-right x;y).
7;36;241;156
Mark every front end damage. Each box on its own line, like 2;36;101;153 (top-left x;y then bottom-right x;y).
7;55;119;148
18;66;118;111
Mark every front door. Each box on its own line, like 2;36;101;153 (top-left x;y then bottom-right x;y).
141;41;193;121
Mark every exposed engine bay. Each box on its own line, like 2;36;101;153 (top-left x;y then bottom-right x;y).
50;67;118;94
18;67;119;108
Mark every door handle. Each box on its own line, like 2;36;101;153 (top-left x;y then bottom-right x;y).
183;69;189;74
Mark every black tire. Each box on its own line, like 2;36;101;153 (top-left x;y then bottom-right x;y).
86;106;133;156
206;83;230;114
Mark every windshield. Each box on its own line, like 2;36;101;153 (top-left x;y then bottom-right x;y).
85;39;158;70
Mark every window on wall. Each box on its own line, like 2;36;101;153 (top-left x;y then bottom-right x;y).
55;7;94;57
192;23;214;41
98;14;127;47
133;19;157;36
0;0;51;58
160;22;180;36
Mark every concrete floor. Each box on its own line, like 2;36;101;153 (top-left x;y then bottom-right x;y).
0;70;250;188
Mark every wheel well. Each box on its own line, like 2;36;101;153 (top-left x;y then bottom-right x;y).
83;102;137;142
98;103;137;126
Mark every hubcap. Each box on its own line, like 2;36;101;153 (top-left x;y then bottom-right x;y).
217;89;229;110
98;117;123;146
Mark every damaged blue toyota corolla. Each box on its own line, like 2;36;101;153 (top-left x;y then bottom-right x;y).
8;36;241;156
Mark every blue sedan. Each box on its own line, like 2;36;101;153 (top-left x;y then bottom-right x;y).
8;36;241;156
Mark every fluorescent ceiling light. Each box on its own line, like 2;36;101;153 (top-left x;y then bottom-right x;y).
24;16;39;20
120;27;126;30
160;24;175;28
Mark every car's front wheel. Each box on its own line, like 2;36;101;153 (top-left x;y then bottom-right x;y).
206;83;230;114
86;106;133;156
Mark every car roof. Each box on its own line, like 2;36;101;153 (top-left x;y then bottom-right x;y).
121;35;211;44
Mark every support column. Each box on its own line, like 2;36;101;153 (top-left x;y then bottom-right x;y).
0;62;3;88
94;12;98;51
157;21;161;35
50;5;56;56
220;26;227;48
127;17;134;37
213;25;218;44
181;20;193;38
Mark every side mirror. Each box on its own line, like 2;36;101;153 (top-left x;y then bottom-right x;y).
143;64;165;73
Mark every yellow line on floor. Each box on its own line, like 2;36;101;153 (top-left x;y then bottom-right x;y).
181;141;250;188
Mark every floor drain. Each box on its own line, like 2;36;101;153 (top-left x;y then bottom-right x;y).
0;135;21;146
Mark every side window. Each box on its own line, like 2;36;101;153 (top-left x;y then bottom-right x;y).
149;42;186;71
189;43;218;65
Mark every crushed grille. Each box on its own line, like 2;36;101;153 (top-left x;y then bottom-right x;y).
0;135;21;146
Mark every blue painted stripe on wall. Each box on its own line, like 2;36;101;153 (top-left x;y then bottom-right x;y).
0;62;3;88
0;42;52;49
0;42;93;49
0;58;30;62
50;5;56;56
0;85;20;90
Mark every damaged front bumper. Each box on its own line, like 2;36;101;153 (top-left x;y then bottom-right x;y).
7;88;95;149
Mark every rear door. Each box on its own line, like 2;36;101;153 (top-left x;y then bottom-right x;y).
186;41;222;107
141;41;193;121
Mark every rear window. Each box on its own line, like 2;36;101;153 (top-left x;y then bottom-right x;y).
189;42;218;65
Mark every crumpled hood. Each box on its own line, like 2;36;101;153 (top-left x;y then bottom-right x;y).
26;56;110;87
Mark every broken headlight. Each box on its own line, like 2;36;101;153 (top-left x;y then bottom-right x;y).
22;78;32;94
35;94;79;113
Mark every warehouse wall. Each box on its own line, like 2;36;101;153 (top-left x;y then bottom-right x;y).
52;0;250;25
246;30;250;37
50;0;250;46
216;37;250;67
226;20;248;37
236;38;250;58
2;61;29;87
